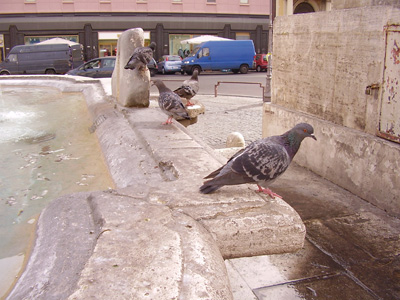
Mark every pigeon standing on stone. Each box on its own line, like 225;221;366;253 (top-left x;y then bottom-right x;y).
173;69;199;106
124;42;156;71
153;80;191;125
199;123;317;197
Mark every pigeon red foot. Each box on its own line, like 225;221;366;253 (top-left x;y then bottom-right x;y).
162;116;174;125
256;185;282;198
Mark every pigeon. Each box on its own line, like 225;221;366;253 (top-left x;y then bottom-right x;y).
199;123;317;197
152;80;191;125
124;42;156;71
173;69;199;106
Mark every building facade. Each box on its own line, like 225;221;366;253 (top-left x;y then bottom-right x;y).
0;0;271;62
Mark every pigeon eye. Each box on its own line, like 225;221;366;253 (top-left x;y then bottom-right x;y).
303;129;307;133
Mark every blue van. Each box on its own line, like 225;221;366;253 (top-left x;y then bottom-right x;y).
0;43;84;75
181;40;256;75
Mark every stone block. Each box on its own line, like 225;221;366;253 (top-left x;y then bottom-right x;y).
226;132;245;147
111;28;150;107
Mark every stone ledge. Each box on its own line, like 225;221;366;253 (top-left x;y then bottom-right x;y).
5;77;306;299
121;106;306;259
8;192;232;300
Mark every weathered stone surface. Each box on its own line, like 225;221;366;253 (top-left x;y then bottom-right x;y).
269;6;400;216
121;106;306;258
68;193;232;300
6;192;98;300
263;102;400;218
111;28;150;107
272;6;400;135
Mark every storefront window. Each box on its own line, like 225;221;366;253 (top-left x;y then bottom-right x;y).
236;32;250;40
99;41;116;57
169;34;192;58
24;35;79;45
0;34;4;62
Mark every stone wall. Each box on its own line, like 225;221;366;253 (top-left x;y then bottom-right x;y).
332;0;400;10
272;6;400;134
265;5;400;216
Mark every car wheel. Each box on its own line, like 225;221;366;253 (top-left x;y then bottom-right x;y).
45;69;56;74
0;70;10;75
256;66;261;72
162;67;166;75
192;66;201;75
239;64;249;74
150;69;156;77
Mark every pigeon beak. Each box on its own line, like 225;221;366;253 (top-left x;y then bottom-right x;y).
150;80;155;86
310;134;317;141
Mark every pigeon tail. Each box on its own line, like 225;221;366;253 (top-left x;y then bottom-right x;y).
199;182;223;194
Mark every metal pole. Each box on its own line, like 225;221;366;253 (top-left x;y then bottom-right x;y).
264;0;273;103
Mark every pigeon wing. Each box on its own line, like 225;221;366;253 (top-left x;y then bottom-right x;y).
174;73;199;99
204;148;245;179
231;139;291;183
125;46;154;70
159;92;190;119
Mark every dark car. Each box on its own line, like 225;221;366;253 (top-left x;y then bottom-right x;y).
67;56;157;78
67;57;116;78
0;43;84;75
147;58;158;77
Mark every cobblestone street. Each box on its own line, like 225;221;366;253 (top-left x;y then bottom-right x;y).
187;95;263;149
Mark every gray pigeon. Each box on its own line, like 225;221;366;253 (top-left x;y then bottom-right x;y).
173;69;199;106
124;42;156;71
199;123;317;197
153;80;191;125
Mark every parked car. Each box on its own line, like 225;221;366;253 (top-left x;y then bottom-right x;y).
157;55;182;74
0;43;84;75
254;54;268;72
147;58;158;77
67;57;116;78
67;56;157;78
181;40;255;75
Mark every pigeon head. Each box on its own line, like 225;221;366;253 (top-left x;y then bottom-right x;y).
152;79;170;93
149;42;156;51
282;123;316;158
191;69;199;79
292;123;317;141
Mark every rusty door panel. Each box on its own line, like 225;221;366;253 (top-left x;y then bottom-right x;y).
378;25;400;143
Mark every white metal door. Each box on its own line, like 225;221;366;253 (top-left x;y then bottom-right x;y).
378;25;400;144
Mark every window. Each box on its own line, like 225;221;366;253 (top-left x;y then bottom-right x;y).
240;0;249;4
207;0;216;3
172;0;182;2
198;48;209;58
7;54;18;63
24;0;36;3
236;32;250;40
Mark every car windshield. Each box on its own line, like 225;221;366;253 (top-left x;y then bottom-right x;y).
168;56;181;61
188;46;200;57
102;59;115;68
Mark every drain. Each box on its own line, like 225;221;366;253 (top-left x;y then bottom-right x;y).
158;160;179;181
89;114;107;133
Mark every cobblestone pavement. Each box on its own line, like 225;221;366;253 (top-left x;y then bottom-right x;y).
187;95;264;149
